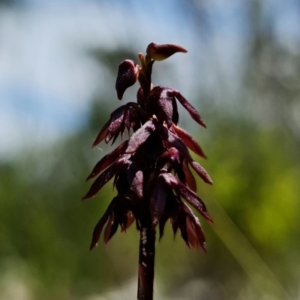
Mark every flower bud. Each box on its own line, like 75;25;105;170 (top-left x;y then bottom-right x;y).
146;42;187;61
115;60;139;100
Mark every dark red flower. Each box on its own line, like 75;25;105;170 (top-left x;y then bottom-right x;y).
82;42;213;300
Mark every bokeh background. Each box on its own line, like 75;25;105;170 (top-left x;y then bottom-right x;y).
1;0;300;299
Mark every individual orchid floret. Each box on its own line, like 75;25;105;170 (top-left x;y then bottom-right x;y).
82;155;131;200
92;102;144;147
146;42;187;61
90;192;140;249
170;124;207;159
116;59;139;100
175;202;206;252
159;172;212;223
146;86;206;128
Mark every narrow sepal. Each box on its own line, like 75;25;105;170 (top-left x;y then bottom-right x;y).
165;129;213;185
159;192;180;240
92;119;110;148
182;203;206;252
82;156;130;200
171;219;179;239
182;158;197;192
105;106;126;144
173;91;206;128
158;214;168;241
104;212;119;244
161;173;213;222
171;124;207;158
177;210;189;247
121;211;135;232
86;141;128;181
189;160;213;185
90;197;118;250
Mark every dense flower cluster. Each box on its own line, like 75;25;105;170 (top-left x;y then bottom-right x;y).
83;42;213;253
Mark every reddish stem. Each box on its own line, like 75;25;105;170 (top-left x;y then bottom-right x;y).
137;224;156;300
137;56;156;300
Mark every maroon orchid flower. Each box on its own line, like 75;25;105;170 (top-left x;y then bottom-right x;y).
82;43;213;300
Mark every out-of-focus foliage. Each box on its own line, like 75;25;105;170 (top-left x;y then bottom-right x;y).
0;0;20;6
1;1;300;300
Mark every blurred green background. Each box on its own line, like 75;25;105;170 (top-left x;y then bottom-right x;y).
1;0;300;299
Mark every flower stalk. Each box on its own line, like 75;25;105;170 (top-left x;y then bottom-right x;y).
82;42;213;300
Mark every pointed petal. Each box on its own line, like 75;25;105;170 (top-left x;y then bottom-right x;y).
182;158;197;192
158;192;179;240
166;130;213;185
161;173;213;222
158;214;169;241
103;212;114;243
105;110;125;144
173;91;206;128
171;124;207;158
125;120;156;153
92;119;110;148
86;141;128;181
122;211;135;232
171;219;179;239
192;218;206;253
104;211;119;244
90;197;118;250
189;160;213;185
182;203;206;252
186;216;199;249
82;156;130;200
177;212;189;247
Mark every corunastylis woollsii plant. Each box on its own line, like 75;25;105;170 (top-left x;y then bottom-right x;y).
82;42;213;300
